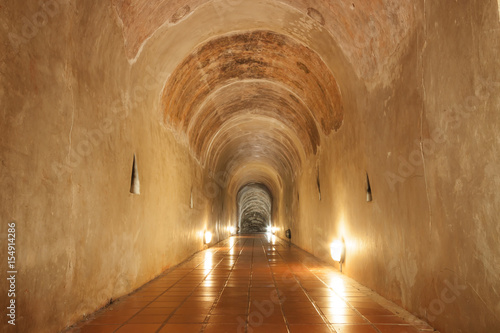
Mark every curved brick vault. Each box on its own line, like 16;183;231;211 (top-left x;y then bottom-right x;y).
111;0;416;199
110;0;416;211
162;30;343;174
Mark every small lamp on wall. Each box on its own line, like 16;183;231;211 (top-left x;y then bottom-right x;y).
330;239;346;272
204;231;213;245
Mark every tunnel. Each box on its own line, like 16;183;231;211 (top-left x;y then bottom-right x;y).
237;184;272;233
1;1;500;333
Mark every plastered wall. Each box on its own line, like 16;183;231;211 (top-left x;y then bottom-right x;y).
290;1;500;332
0;2;226;332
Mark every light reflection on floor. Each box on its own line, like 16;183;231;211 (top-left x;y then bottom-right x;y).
68;234;436;333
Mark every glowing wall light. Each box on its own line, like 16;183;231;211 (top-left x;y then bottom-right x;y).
204;231;213;244
229;226;236;235
266;233;277;244
330;239;346;272
267;226;279;234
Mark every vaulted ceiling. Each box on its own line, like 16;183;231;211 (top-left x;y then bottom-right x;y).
112;0;416;201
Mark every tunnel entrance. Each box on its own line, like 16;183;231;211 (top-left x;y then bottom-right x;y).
237;184;272;233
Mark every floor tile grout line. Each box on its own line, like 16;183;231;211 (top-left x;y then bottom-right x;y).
273;236;338;333
74;235;431;333
260;236;291;333
282;240;430;331
280;239;431;332
199;237;247;332
297;258;380;332
310;271;382;332
152;242;232;333
290;243;391;332
245;237;255;333
279;239;390;333
105;247;222;333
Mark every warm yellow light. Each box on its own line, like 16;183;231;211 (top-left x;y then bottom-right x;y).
330;240;345;262
328;275;346;295
267;226;279;234
265;233;277;244
203;251;213;273
204;231;213;244
229;237;235;254
229;226;236;235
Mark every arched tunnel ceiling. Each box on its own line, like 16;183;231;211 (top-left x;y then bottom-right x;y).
227;163;284;204
112;0;415;79
204;114;304;176
111;0;416;201
188;80;320;157
161;30;343;172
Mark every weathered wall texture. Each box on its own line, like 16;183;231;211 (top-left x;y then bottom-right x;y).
1;0;499;333
291;1;500;333
0;2;227;332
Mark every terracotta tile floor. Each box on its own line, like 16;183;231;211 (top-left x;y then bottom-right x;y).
67;234;437;333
